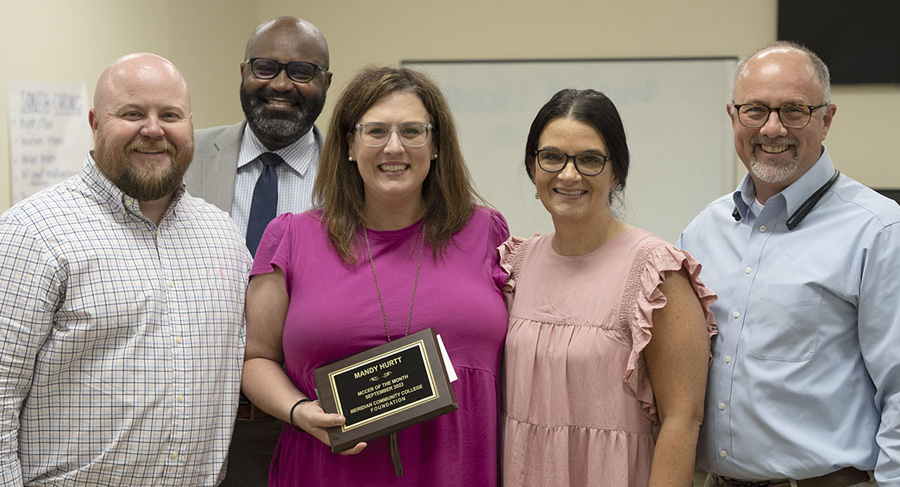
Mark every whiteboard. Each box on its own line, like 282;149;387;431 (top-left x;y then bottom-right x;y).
404;58;737;243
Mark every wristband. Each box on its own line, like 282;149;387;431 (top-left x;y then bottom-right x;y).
289;398;314;432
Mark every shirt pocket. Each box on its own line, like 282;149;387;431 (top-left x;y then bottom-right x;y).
747;284;823;361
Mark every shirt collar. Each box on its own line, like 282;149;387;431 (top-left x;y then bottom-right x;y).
732;145;835;221
780;146;835;217
82;151;186;221
237;125;319;176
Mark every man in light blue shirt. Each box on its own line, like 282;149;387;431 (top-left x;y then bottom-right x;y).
679;41;900;487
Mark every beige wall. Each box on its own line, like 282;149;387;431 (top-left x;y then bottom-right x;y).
2;0;899;212
0;0;255;211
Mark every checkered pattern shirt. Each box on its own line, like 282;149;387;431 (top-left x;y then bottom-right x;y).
0;155;251;486
231;127;320;237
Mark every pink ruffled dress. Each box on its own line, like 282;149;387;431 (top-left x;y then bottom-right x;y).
500;228;717;487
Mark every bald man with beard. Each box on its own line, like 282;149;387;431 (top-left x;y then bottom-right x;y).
185;17;331;254
0;53;251;486
183;17;332;486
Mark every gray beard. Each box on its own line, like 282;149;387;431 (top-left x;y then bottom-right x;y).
748;151;799;184
248;115;309;145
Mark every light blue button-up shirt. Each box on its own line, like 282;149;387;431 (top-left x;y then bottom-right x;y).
678;148;900;485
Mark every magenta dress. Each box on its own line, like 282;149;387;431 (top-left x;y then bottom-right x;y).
250;207;509;487
500;229;717;487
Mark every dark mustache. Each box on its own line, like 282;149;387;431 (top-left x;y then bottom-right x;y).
254;87;304;106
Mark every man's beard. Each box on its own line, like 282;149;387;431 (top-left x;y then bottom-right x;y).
747;135;799;184
240;83;325;146
93;133;193;201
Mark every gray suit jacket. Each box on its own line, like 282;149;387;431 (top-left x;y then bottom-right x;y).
184;121;324;215
185;121;246;214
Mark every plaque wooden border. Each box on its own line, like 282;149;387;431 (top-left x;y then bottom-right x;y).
313;327;457;452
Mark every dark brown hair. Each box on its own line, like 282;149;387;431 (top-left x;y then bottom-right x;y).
313;66;482;263
525;88;630;191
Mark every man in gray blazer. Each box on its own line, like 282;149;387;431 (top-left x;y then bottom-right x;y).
186;16;331;246
183;16;331;487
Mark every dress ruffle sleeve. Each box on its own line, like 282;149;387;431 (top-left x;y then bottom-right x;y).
498;235;529;309
486;208;512;291
623;241;719;424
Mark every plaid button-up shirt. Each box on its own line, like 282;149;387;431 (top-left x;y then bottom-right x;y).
0;155;251;486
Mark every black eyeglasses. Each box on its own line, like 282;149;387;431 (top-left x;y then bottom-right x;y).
534;149;609;176
245;57;327;83
733;103;828;129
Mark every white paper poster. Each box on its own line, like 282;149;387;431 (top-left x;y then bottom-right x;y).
8;81;92;203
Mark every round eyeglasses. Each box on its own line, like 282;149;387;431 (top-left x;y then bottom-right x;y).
355;122;434;148
245;57;327;83
733;103;828;129
534;149;609;176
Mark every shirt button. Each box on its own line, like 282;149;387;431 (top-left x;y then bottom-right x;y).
177;394;184;403
759;225;767;232
176;336;183;344
718;402;726;410
168;281;175;288
733;311;740;319
720;449;728;458
744;266;752;274
171;451;179;460
724;355;732;363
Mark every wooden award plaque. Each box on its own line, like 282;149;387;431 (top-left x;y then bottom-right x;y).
313;327;457;452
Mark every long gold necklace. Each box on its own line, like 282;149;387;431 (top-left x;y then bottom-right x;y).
362;224;425;342
361;223;426;477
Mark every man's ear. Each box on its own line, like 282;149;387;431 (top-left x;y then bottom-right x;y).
821;103;837;138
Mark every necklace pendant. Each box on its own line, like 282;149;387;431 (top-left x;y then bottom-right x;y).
390;431;403;476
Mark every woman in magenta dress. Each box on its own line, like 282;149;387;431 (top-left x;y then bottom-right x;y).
241;66;509;486
501;89;718;487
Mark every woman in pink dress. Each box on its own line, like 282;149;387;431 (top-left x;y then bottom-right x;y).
241;67;509;486
501;89;718;487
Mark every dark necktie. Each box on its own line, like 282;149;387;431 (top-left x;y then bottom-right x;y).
246;152;284;256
